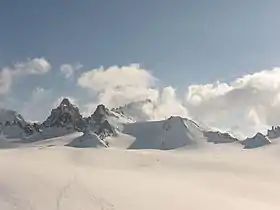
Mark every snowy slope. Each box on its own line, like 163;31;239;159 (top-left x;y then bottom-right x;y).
241;133;271;149
0;109;36;139
66;132;108;148
26;127;78;142
123;116;238;150
1;145;280;210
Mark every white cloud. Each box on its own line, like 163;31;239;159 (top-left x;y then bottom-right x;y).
0;58;51;94
5;59;280;138
185;67;280;136
78;64;158;106
142;87;189;120
14;58;51;74
60;63;83;79
77;64;188;120
0;68;13;94
78;64;280;137
78;64;156;92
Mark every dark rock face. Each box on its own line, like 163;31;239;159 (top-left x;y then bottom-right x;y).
91;104;110;122
85;104;117;140
32;123;42;132
267;126;280;139
42;98;85;131
204;131;238;144
23;124;35;135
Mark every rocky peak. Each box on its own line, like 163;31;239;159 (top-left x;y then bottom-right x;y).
60;98;72;107
42;98;83;130
267;126;280;139
91;104;110;122
85;104;118;140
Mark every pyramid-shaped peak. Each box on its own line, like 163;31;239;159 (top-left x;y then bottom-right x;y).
42;97;83;129
60;98;72;107
96;104;107;111
255;132;265;138
167;116;183;120
93;104;110;116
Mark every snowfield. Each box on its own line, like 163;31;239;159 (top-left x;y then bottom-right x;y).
1;136;280;210
1;103;280;210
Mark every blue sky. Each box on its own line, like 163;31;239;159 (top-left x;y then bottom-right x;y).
1;0;280;136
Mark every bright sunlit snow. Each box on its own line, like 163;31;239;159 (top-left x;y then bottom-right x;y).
0;99;279;210
1;133;280;210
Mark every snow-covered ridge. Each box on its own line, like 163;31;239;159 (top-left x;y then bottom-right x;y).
122;116;238;150
0;109;37;138
241;133;271;149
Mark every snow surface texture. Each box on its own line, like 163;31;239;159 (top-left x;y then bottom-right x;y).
1;140;280;210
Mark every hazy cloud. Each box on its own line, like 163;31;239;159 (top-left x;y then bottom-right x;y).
60;63;83;79
0;58;51;94
14;58;51;74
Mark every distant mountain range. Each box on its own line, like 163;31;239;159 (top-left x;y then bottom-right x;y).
0;98;279;150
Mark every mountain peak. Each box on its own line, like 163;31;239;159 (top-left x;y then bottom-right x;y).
94;104;109;116
42;98;83;130
84;103;138;140
267;126;280;139
59;98;72;107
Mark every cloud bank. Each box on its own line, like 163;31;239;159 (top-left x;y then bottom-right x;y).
77;65;280;137
3;58;280;137
77;64;188;120
186;68;280;136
